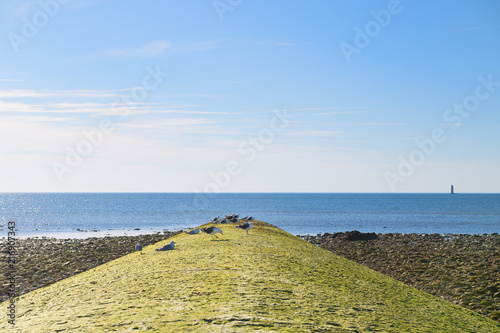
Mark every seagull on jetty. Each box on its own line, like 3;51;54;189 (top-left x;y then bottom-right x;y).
185;228;200;235
226;214;239;220
156;241;175;251
236;222;253;235
201;227;223;239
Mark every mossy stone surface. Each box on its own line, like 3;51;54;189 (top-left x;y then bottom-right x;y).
1;221;499;332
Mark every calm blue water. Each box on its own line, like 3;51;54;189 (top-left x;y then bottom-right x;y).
0;193;498;238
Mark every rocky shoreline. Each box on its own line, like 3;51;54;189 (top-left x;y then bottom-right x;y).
1;230;498;323
0;231;181;304
301;231;500;322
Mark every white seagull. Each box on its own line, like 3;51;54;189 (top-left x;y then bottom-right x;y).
236;222;253;235
156;241;175;251
201;226;223;239
185;228;200;235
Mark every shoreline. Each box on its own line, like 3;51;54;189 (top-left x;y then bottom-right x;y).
2;230;183;240
2;227;499;240
1;230;498;322
0;227;185;240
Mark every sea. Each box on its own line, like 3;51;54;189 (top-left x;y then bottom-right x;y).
0;193;499;238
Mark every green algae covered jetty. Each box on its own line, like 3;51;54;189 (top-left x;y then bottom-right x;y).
1;221;499;332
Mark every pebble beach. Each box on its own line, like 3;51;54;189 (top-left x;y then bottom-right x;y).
1;230;499;323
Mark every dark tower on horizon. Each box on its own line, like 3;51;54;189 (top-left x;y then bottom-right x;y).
451;185;454;194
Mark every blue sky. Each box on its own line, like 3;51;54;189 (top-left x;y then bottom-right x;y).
1;0;499;193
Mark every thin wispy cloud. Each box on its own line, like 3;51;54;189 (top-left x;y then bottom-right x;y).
5;100;233;122
0;115;72;124
164;93;229;99
99;108;241;117
315;111;363;115
293;107;363;113
153;110;240;115
119;118;214;129
354;122;406;126
290;107;363;116
394;136;429;141
287;130;343;137
0;100;45;113
44;102;152;109
91;40;222;59
172;40;223;53
166;80;251;88
294;107;347;111
104;40;171;58
0;89;122;99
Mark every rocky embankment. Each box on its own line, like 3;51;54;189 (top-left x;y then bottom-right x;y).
301;231;500;322
0;231;181;303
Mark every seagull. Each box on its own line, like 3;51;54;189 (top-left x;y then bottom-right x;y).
185;228;200;235
236;222;253;235
220;218;228;224
135;242;143;251
212;217;221;224
229;217;239;223
201;227;223;239
156;241;175;251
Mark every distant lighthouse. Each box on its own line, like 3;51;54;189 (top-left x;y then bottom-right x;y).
451;185;454;194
